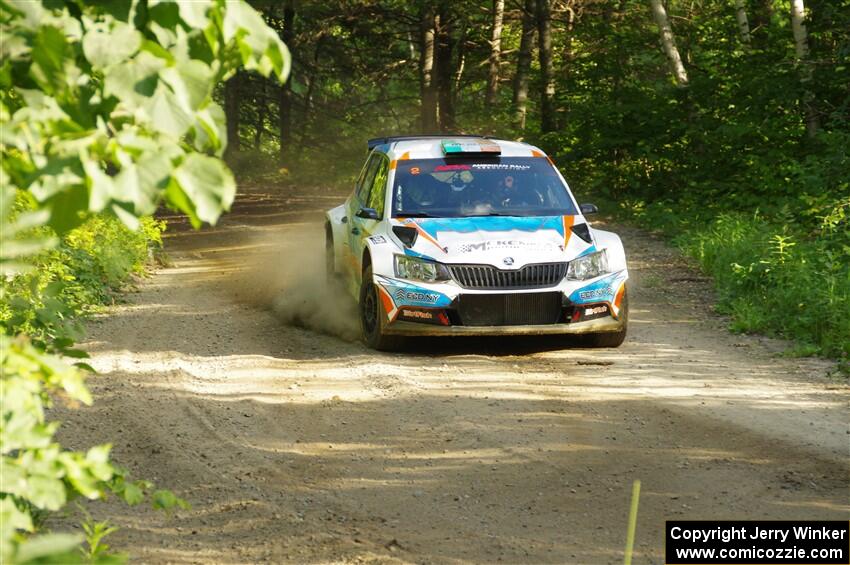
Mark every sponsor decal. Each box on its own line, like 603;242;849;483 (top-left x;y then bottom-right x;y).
369;235;387;244
579;287;612;301
401;309;433;319
470;163;531;171
503;257;514;266
454;239;560;254
410;167;421;175
434;164;471;172
397;308;450;326
394;289;440;304
572;303;610;322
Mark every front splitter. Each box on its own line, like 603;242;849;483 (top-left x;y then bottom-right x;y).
383;317;623;337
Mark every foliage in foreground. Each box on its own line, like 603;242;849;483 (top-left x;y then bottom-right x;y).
0;0;289;562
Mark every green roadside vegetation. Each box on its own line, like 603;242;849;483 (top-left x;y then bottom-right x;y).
1;194;165;352
0;1;289;562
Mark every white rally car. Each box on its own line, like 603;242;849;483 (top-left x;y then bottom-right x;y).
325;135;629;350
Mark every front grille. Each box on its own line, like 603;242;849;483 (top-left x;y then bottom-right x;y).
456;292;563;326
448;262;567;289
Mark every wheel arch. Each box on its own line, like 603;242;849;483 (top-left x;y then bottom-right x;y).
325;205;347;274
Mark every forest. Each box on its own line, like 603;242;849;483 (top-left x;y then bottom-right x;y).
227;0;849;359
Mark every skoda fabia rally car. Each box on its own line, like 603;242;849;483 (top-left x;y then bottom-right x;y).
325;135;629;350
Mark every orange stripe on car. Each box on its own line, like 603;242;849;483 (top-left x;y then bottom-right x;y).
377;285;397;321
399;151;410;160
389;160;397;170
531;150;545;158
562;215;575;249
611;283;626;318
398;218;446;253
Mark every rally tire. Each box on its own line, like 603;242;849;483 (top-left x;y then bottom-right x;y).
582;288;628;348
359;266;402;351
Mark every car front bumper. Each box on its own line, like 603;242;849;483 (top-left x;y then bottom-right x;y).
373;270;628;337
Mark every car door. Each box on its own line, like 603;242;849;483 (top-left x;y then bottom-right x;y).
346;152;382;279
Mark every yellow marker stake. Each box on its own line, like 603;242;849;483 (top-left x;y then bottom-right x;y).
624;480;641;565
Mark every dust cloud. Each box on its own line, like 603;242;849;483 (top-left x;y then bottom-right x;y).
232;225;360;342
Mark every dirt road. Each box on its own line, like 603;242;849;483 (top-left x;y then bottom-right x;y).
55;184;848;564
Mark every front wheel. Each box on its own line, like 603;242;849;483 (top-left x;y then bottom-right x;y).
581;287;629;348
359;266;402;351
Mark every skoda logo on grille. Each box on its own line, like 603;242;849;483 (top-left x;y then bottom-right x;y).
503;257;514;266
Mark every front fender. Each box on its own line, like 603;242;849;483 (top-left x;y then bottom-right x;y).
592;228;627;272
363;232;397;281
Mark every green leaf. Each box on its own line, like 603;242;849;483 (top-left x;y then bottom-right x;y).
176;0;213;29
159;60;213;112
14;533;83;564
121;482;144;505
103;50;164;106
112;153;171;216
172;154;235;225
26;474;67;511
29;25;68;92
144;85;193;138
82;21;141;68
0;497;33;533
151;489;189;511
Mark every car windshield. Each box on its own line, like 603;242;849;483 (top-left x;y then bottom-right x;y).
391;157;578;218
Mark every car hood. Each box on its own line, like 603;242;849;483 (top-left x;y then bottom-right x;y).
392;215;596;267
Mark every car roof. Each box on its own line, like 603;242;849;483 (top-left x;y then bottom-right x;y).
370;136;547;160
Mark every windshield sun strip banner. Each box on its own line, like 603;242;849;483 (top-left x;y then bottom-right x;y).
400;216;570;237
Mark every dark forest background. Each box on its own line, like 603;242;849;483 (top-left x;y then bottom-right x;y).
221;0;849;360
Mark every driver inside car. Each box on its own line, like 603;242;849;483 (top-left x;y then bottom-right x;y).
498;174;544;208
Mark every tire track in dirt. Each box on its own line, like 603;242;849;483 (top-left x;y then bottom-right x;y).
51;184;849;564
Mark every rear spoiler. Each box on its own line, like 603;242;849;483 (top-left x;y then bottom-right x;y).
367;134;492;153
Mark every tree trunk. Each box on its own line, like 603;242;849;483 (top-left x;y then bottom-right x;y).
453;21;467;107
513;0;535;130
649;0;689;86
435;2;456;132
536;0;556;132
277;1;295;164
419;4;438;132
563;5;575;84
224;73;241;159
254;81;266;150
734;0;752;46
790;0;819;137
485;0;505;107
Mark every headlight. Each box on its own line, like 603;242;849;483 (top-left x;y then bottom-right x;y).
394;255;451;282
567;250;609;280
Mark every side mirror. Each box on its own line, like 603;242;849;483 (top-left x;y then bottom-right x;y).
580;203;599;216
356;207;380;220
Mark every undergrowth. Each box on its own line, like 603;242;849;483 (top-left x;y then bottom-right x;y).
609;198;850;371
0;194;166;351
